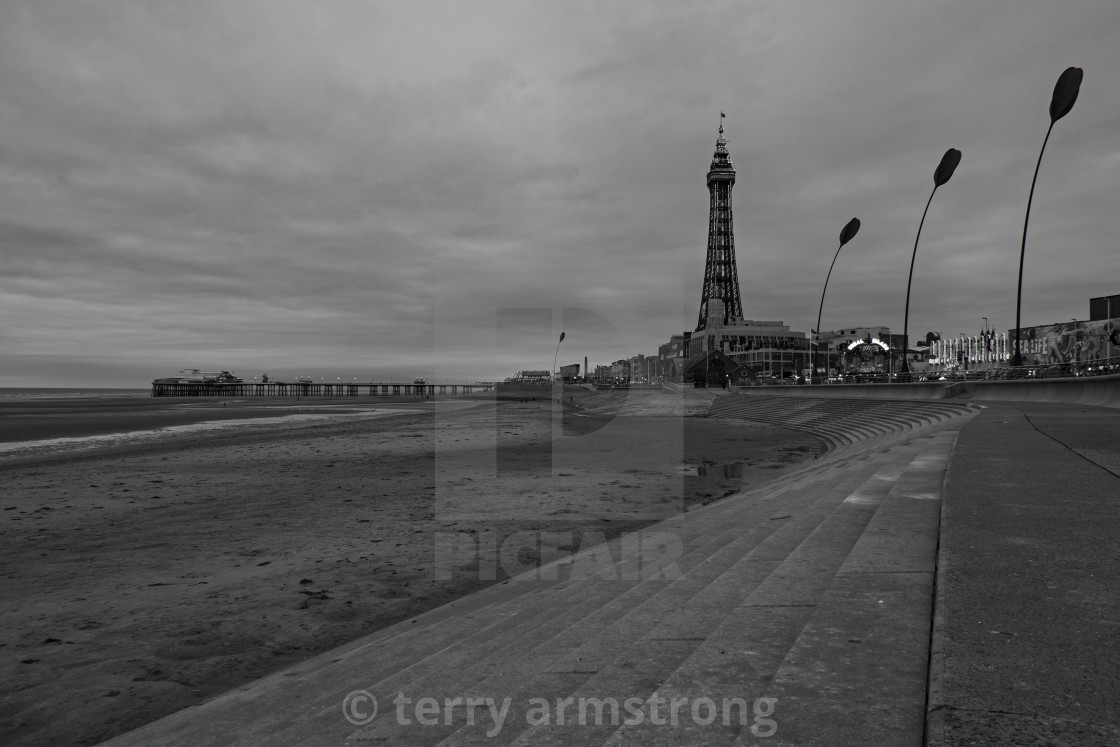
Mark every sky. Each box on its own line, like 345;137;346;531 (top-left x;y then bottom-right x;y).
2;0;1118;387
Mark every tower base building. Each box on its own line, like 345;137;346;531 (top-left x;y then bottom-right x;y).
690;300;810;382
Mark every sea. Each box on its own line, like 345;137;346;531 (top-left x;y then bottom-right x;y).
0;387;151;399
0;387;420;460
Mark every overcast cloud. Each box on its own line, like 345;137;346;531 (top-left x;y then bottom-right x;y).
2;1;1118;387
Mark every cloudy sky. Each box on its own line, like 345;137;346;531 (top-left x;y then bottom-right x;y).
2;1;1118;387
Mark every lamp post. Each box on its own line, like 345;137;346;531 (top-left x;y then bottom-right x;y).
552;331;565;382
1012;67;1083;367
902;148;961;379
1109;298;1115;368
814;217;861;385
981;317;988;365
705;343;710;388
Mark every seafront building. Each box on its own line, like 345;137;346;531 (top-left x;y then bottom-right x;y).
655;335;690;383
999;295;1119;371
1089;293;1120;321
815;327;892;378
905;295;1119;375
558;363;581;381
692;300;810;381
610;359;630;382
929;332;1009;372
597;125;1119;384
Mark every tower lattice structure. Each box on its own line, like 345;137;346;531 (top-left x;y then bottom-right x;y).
695;122;743;332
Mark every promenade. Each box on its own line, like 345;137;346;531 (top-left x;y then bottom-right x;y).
929;400;1120;745
99;389;1120;745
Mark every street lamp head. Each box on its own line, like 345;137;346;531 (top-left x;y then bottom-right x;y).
839;217;860;247
1050;67;1083;123
933;148;962;187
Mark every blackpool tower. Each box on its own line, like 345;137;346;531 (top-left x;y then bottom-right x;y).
695;118;743;332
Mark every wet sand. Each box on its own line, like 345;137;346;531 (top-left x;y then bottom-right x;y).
0;391;824;745
0;395;428;444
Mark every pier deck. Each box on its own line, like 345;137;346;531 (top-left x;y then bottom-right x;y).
150;381;494;397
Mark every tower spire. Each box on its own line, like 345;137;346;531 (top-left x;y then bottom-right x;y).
696;116;743;331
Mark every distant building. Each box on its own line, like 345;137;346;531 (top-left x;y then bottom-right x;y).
506;370;551;384
814;327;891;377
626;354;651;383
1008;319;1117;368
558;363;580;381
609;359;630;382
1089;294;1120;321
656;334;690;383
682;349;744;388
170;369;243;384
930;332;1009;371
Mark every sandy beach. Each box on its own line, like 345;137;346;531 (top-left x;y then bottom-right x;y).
0;389;823;746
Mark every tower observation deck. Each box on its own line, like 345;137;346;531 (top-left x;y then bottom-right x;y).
696;119;743;332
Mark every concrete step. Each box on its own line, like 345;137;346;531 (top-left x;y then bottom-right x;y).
737;431;957;746
443;442;933;745
355;460;894;743
589;431;956;746
710;396;976;453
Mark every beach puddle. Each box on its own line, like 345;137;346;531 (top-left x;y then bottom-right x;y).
677;462;751;478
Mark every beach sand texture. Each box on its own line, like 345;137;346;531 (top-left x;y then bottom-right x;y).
0;389;823;746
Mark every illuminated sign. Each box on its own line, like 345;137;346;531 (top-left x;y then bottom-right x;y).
843;338;891;375
847;337;889;351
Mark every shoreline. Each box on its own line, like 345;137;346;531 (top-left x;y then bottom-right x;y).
0;392;824;746
0;395;446;445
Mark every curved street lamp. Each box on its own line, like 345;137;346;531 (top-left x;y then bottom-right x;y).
901;147;961;377
814;217;861;384
1011;66;1083;367
552;331;565;381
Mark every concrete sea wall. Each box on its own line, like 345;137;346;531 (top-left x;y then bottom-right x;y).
962;373;1120;409
731;374;1120;410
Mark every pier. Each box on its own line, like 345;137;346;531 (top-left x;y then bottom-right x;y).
150;381;495;397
